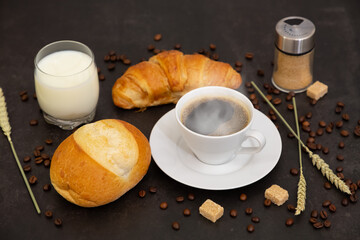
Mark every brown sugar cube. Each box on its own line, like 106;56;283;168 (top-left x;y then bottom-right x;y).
199;199;224;223
264;184;289;206
306;81;328;100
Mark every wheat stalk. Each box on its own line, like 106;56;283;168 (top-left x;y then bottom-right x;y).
0;88;41;214
293;97;306;215
251;82;351;195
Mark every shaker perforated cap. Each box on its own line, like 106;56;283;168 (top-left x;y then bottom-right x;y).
275;16;315;54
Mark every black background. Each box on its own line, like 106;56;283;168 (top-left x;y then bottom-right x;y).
0;0;359;239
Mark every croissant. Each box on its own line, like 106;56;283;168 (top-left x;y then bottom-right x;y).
112;50;242;109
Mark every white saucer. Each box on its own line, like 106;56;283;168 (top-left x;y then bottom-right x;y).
149;108;282;190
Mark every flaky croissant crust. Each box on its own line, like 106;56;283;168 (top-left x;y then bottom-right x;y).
112;50;242;109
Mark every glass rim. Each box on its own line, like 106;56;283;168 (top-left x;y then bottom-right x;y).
34;40;95;78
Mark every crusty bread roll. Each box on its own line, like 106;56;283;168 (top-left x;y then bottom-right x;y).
50;119;151;207
112;50;242;109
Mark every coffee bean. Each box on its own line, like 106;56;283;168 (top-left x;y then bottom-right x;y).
263;83;270;89
172;221;180;230
176;196;184;203
309;131;316;137
320;210;328;220
23;156;31;163
322;200;331;207
245;52;254;60
45;139;53;145
43;184;51;191
107;63;115;70
44;160;51;167
183;208;191;216
35;157;43;165
21;94;29;102
235;61;243;68
23;165;31;172
104;55;110;62
349;194;357;203
357;180;360;188
287;133;295;138
342;113;350;121
287;204;296;213
325;126;333;133
257;69;265;76
302;121;310;127
147;44;155;51
316;144;322;150
41;153;49;160
337;172;345;180
307;142;317;151
149;186;157;193
324;220;331;228
33;93;37;99
324;182;332;190
309;217;318;224
45;210;53;219
245;207;253;215
264;199;271;207
307;137;315;143
123;59;131;65
247;224;255;233
306;112;312;119
290;168;299;176
110;55;117;62
153;49;160;54
251;216;260;223
335;106;342;114
29;176;37;185
335;121;343;128
329;204;336;213
240;193;247;201
354;126;360;137
229;209;237;218
311;210;318;218
19;90;28;96
285;218;294;226
310;99;317;105
174;43;181;50
138;190;146;198
29;120;38;126
345;179;352;186
160;202;168;209
212;53;220;61
340;130;349;137
336;154;344;161
319;121;327;128
273;89;280;95
313;222;324;229
338;141;345;149
187;193;195;201
336;166;343;172
247;87;255;93
209;43;216;50
354;182;359;191
302;126;311;133
154;33;162;41
341;197;349;206
316;128;324;136
322;147;329;154
287;104;294;111
54;218;62;227
337;101;345;108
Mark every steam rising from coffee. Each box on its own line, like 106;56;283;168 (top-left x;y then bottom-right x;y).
181;97;249;136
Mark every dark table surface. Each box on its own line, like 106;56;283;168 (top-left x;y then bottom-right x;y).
1;0;359;239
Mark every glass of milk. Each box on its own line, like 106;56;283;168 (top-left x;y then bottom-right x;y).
34;40;99;130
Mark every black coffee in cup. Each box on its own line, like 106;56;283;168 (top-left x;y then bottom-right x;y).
181;96;250;136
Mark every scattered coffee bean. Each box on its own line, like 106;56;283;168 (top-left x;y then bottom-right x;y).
341;197;349;206
313;221;324;229
336;166;343;172
310;99;317;105
245;82;252;88
335;106;342;114
307;137;315;143
324;220;331;228
342;113;350;121
29;176;37;185
245;207;253;215
319;121;327;128
104;55;110;62
183;208;191;216
117;54;126;61
287;204;296;213
264;199;271;207
35;157;43;165
99;74;105;81
247;87;255;93
337;101;345;108
287;133;295;138
256;69;265;76
174;43;181;50
311;210;318;218
154;33;162;41
335;121;343;128
29;120;38;126
336;154;344;161
309;217;318;224
41;153;50;160
176;196;184;203
329;204;336;213
107;63;115;70
45;139;53;145
271;98;282;105
23;156;31;162
349;194;357;203
153;49;161;54
172;221;180;230
245;52;254;60
54;218;62;227
309;131;316;137
160;202;168;209
211;53;220;61
307;142;317;151
247;224;255;233
45;210;53;219
209;43;216;50
322;200;331;207
138;190;146;198
36;145;44;152
251;216;260;223
147;44;155;51
316;144;322;150
110;55;117;62
326;126;333;133
306;112;312;119
187;193;195;201
357;180;360;188
273;89;280;95
285;218;294;226
19;90;27;96
108;50;116;56
316;128;324;136
43;184;51;191
21;94;29;102
149;186;157;193
290;168;299;176
322;147;329;154
240;193;247;201
23;165;31;172
324;182;332;190
287;104;294;111
337;172;345;180
354;126;360;137
263;83;270;89
340;130;349;137
235;61;243;68
338;141;345;149
229;209;237;218
320;210;328;220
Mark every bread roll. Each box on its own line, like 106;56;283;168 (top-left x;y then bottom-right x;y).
50;119;151;207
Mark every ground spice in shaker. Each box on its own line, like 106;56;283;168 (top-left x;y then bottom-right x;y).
272;17;316;93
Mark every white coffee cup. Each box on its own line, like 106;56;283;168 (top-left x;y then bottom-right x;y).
175;86;266;165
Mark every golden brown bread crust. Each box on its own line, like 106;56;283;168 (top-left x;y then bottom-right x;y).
50;119;151;207
112;50;242;109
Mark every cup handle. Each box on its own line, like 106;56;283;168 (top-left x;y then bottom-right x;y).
237;129;266;154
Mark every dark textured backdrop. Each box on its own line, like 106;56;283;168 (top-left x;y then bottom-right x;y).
0;0;359;239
